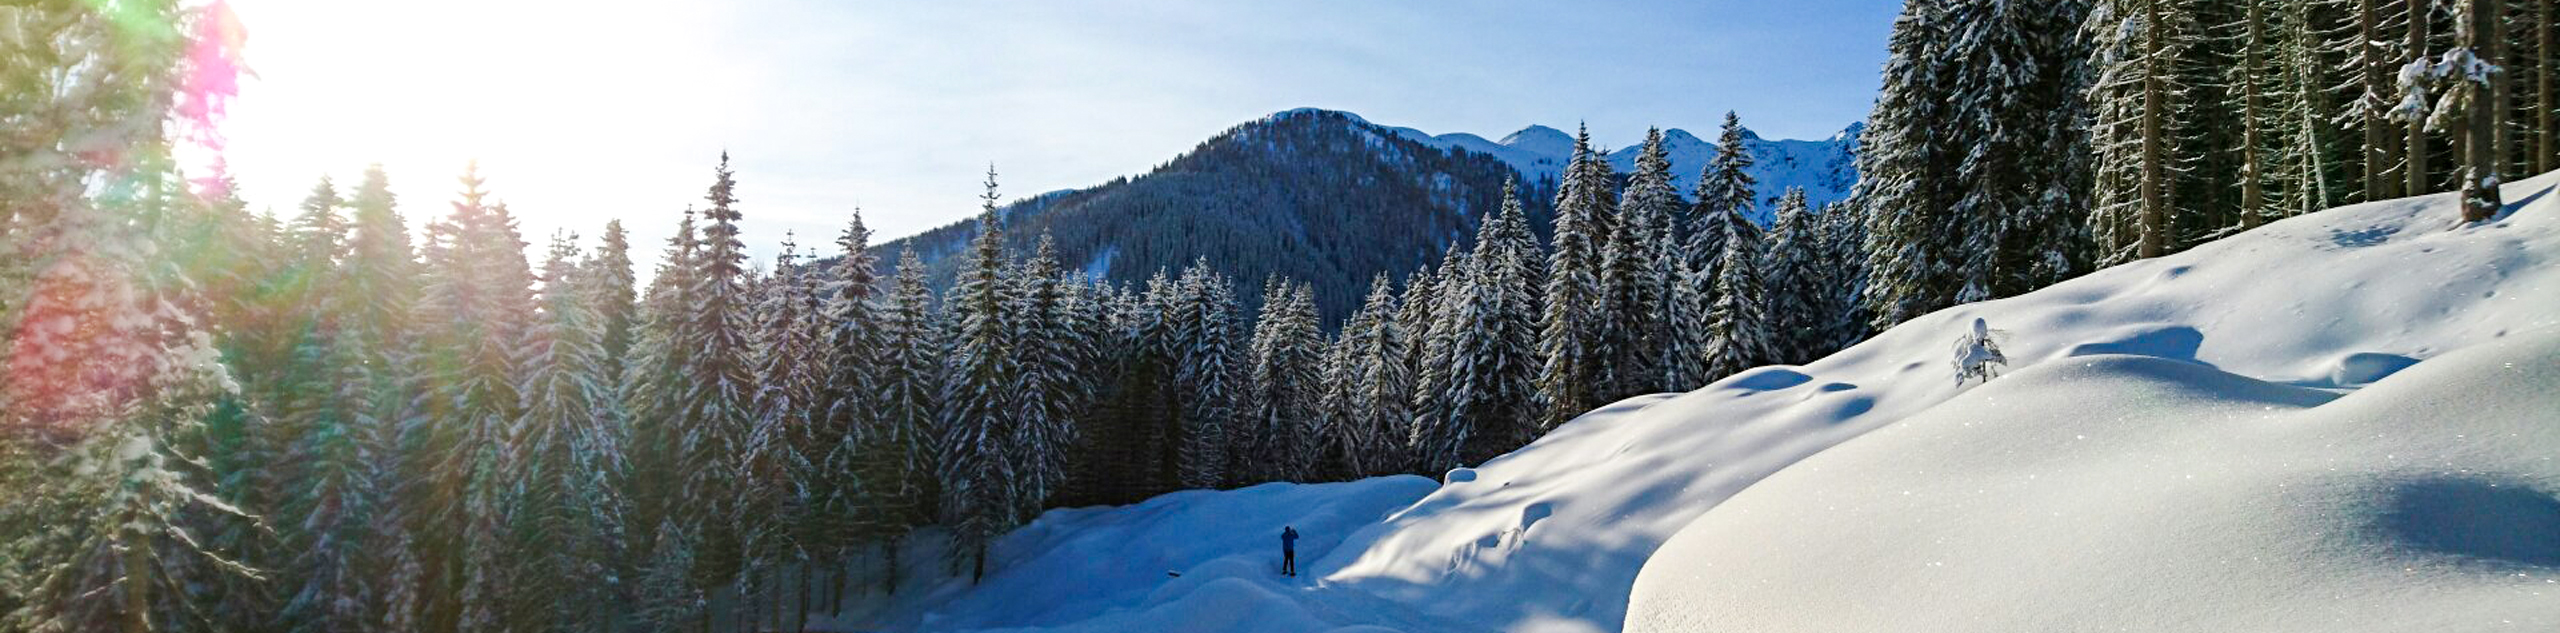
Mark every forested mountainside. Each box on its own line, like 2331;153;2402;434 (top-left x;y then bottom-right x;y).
874;108;1860;325
876;109;1553;326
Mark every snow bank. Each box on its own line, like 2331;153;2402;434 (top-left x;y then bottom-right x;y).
831;476;1443;632
845;171;2560;632
1624;333;2560;631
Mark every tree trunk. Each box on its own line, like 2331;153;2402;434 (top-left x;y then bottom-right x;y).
2244;0;2268;227
2491;0;2513;177
2139;0;2169;258
2464;0;2504;221
2365;0;2398;198
121;532;152;633
2411;0;2434;194
796;565;811;632
2541;0;2556;172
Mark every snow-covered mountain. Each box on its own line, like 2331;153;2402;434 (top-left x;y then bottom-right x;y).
1304;107;1862;224
828;169;2560;632
873;108;1859;324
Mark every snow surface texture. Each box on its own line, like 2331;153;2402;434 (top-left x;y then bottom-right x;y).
839;172;2560;632
1625;338;2560;632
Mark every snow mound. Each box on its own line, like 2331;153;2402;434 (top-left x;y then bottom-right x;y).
1624;334;2560;632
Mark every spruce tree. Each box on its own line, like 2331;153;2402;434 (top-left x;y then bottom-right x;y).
1696;112;1761;227
1603;131;1679;399
1410;185;1542;472
1010;234;1083;513
1859;0;1961;329
801;211;880;603
1243;281;1323;482
587;221;639;385
1700;231;1770;382
1334;275;1412;478
938;167;1019;581
1814;200;1876;353
852;248;940;592
623;206;698;609
1535;138;1609;429
332;164;432;632
412;164;536;633
1760;189;1824;365
674;154;761;602
1170;260;1241;489
508;234;624;631
743;233;826;618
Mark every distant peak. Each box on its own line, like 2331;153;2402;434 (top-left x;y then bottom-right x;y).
1831;121;1867;142
1266;107;1371;126
1499;125;1574;154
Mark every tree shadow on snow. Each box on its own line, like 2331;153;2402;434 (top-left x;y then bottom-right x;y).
2376;476;2560;569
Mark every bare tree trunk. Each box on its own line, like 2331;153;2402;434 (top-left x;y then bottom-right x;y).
2139;0;2170;258
2541;0;2556;172
2492;0;2513;176
2464;0;2505;221
2365;0;2399;198
736;577;753;633
2411;0;2435;193
121;533;152;633
2244;0;2269;227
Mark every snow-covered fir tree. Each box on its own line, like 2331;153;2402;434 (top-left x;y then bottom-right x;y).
1941;0;2091;301
1170;259;1242;489
506;234;625;631
1602;130;1680;399
1009;234;1084;515
1859;0;1960;330
1695;112;1760;229
1243;280;1324;482
623;205;699;622
411;163;535;633
1535;132;1610;430
1814;200;1875;353
1411;184;1542;473
585;220;639;386
852;247;941;591
742;232;828;621
337;163;430;633
938;167;1022;582
1759;188;1825;365
672;154;761;602
1700;226;1771;382
799;211;880;605
1329;275;1412;478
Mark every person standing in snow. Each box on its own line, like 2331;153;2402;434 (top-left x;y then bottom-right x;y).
1281;526;1300;577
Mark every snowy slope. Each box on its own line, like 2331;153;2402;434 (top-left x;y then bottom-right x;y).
840;172;2560;632
1624;336;2560;632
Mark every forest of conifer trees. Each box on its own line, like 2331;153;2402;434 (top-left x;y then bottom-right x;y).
6;0;2556;631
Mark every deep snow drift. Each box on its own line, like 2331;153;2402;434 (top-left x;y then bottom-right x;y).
842;172;2560;632
1625;335;2560;632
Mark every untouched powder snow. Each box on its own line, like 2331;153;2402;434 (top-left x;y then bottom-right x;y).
842;172;2560;632
1624;336;2560;632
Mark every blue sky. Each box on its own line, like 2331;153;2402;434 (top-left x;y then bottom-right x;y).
221;0;1899;266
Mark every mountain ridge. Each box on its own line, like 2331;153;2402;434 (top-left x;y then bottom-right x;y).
874;107;1860;323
